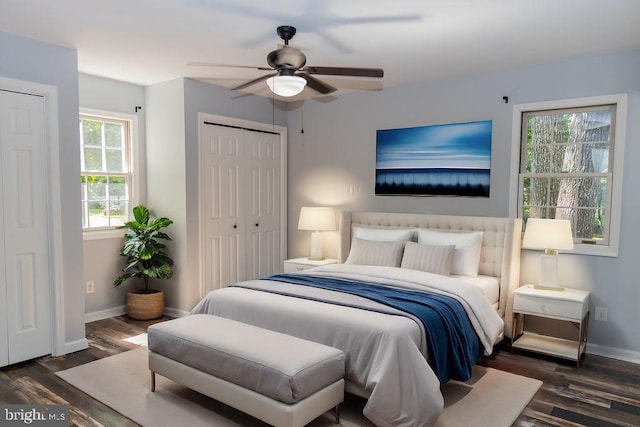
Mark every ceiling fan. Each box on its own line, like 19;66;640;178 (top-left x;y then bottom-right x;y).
189;25;383;97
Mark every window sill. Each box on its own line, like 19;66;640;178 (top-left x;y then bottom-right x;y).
83;228;126;241
523;243;618;258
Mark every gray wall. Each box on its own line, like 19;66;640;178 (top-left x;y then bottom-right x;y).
78;74;147;317
145;78;188;313
285;50;640;360
0;32;85;351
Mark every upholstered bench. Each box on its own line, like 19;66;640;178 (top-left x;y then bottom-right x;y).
147;314;345;427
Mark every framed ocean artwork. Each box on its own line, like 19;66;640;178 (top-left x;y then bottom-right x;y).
375;120;492;197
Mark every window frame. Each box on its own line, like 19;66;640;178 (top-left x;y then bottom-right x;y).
80;108;140;240
509;94;627;257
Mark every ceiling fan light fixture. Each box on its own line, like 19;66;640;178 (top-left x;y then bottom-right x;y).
266;75;306;97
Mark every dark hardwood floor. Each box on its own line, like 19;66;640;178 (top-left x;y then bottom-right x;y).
1;315;639;426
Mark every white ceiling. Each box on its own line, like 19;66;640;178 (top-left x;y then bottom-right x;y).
2;0;640;101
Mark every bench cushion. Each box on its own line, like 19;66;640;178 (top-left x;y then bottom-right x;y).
148;314;345;404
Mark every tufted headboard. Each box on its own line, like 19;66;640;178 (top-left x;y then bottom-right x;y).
338;211;522;338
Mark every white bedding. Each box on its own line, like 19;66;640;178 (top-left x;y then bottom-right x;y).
191;264;504;427
453;275;500;306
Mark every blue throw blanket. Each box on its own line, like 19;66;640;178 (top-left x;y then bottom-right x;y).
264;273;483;384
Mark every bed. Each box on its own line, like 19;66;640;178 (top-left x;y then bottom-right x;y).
191;211;522;427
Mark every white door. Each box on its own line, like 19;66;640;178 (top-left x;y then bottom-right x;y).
201;123;281;293
244;131;281;280
202;124;244;290
0;89;52;366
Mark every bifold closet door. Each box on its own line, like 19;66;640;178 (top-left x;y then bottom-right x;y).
243;129;281;281
201;123;281;292
0;89;52;367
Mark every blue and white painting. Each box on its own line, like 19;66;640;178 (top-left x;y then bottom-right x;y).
375;120;492;197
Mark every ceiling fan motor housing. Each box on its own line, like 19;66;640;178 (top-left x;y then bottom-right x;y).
267;47;306;71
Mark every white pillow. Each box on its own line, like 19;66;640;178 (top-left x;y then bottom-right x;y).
417;229;484;277
345;237;405;267
401;241;455;276
353;226;416;242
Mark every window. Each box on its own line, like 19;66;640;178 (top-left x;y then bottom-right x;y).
511;94;627;257
80;110;137;233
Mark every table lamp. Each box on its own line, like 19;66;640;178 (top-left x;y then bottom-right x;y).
522;218;574;291
297;207;336;260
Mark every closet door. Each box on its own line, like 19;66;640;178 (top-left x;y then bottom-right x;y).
201;123;282;292
0;89;52;366
202;124;245;290
244;131;281;280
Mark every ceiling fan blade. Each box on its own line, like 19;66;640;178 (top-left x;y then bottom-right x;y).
303;66;383;78
300;74;336;95
187;61;272;71
231;73;277;91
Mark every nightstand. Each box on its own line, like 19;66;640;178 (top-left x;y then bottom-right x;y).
512;285;590;366
283;257;338;273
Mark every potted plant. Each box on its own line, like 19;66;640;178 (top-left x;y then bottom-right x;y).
113;205;174;320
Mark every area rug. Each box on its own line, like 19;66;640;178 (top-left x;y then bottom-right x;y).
56;347;541;426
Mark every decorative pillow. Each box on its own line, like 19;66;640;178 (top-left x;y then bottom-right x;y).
345;237;405;267
400;241;455;276
353;226;416;242
417;229;484;277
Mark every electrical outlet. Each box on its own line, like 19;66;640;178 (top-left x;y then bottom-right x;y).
86;281;95;294
595;307;608;322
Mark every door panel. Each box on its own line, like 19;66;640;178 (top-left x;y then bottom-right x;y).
0;89;51;365
201;123;281;294
203;128;243;289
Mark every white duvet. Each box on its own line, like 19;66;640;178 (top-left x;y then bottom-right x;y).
191;264;504;427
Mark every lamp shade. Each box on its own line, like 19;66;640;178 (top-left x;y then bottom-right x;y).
522;218;574;251
298;206;336;231
266;75;307;97
298;207;335;231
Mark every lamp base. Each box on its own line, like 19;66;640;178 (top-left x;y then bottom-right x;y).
535;254;565;291
539;253;560;288
309;231;324;261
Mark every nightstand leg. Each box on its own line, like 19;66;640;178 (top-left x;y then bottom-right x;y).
577;312;589;368
510;312;522;353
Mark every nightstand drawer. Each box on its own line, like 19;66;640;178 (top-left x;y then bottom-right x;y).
513;295;583;320
283;258;338;273
513;290;588;321
283;262;308;273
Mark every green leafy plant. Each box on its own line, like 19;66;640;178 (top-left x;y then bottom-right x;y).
113;205;174;292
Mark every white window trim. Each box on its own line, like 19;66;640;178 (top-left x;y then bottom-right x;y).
509;93;627;257
81;107;141;240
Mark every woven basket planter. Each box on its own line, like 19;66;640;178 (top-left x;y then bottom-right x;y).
126;289;164;320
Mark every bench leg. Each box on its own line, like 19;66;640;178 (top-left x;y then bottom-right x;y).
334;404;340;424
151;371;156;392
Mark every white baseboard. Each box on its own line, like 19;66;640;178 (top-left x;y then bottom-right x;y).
85;306;126;323
62;338;89;355
85;305;188;323
587;343;640;365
